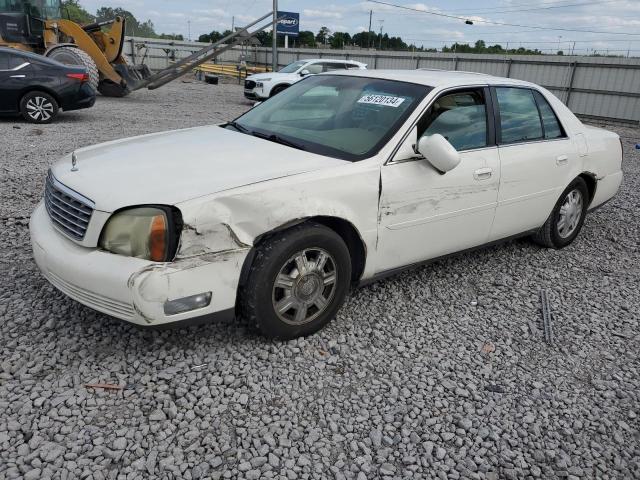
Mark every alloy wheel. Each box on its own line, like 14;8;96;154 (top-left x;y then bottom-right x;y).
557;189;583;238
26;96;54;122
272;248;338;325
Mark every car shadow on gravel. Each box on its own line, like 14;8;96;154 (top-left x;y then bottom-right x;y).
0;112;94;125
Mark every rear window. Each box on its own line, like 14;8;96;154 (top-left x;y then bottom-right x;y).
533;91;565;139
8;54;26;69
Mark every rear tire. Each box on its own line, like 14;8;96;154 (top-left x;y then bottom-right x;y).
20;91;59;124
47;46;99;91
240;222;351;339
533;177;589;249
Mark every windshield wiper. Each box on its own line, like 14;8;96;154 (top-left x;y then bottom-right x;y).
226;121;250;134
251;131;307;151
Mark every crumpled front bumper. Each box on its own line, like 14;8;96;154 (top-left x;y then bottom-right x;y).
29;202;248;327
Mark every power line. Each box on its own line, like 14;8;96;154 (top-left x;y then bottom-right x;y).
443;0;623;15
401;37;640;44
367;0;640;36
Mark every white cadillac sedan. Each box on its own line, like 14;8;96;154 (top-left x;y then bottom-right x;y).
30;70;623;339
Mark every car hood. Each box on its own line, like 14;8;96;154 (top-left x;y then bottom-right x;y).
50;125;346;212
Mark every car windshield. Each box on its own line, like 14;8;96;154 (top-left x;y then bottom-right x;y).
279;61;307;73
229;75;431;161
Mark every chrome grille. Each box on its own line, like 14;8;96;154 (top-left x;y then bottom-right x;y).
44;171;94;240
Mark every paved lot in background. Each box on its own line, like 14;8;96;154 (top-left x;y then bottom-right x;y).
1;79;639;480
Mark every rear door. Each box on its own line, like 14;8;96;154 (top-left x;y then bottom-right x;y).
489;86;576;240
0;51;29;113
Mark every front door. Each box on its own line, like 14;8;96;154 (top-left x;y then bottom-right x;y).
376;87;500;273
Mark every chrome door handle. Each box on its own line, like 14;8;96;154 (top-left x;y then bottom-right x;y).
10;74;26;78
473;167;493;181
556;155;568;165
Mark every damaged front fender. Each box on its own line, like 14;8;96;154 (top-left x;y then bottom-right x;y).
126;221;251;324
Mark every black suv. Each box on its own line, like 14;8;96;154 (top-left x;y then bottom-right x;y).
0;47;96;123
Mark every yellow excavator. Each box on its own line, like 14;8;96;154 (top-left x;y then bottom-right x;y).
0;0;275;97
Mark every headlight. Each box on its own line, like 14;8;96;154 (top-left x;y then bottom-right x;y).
256;82;264;88
99;207;179;262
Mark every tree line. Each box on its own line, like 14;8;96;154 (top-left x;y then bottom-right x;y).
199;26;550;55
61;0;184;40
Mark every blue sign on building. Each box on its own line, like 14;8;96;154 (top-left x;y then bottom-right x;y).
277;11;300;36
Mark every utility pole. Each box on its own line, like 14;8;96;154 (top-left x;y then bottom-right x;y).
368;10;372;49
378;20;383;51
272;0;278;71
187;20;191;41
232;16;235;31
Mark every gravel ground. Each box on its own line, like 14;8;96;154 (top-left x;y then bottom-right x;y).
1;79;639;480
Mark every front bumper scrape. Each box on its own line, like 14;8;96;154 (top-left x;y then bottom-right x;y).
29;202;249;327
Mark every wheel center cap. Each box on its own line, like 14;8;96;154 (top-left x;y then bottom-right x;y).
295;274;321;302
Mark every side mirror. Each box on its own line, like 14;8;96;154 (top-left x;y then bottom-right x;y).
417;134;461;173
300;69;311;76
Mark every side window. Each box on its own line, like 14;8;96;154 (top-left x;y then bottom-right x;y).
304;63;323;74
323;63;346;72
533;91;564;139
496;87;543;144
345;63;361;70
419;89;489;151
0;52;9;70
8;53;27;69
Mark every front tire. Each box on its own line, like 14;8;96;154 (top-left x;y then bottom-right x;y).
533;177;589;249
240;222;351;339
20;91;59;124
270;84;289;97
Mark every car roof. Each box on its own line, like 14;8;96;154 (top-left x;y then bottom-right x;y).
302;58;364;65
0;46;59;64
326;68;538;88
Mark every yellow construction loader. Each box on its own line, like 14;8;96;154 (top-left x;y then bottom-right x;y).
0;0;276;96
0;0;153;96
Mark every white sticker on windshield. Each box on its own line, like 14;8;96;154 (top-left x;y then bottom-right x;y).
357;94;406;108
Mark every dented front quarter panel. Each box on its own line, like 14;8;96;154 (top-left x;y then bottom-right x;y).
176;159;382;279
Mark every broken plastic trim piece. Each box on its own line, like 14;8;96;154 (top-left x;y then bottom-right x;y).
164;292;212;316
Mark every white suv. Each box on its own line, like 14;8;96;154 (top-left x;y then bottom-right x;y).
244;59;367;100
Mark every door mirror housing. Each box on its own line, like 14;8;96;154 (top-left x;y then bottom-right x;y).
300;69;311;76
417;134;461;173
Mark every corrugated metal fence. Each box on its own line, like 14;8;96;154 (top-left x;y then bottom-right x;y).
124;37;640;125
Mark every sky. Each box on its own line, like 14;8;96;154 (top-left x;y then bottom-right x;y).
77;0;640;56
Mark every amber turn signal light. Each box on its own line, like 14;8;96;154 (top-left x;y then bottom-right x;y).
149;214;167;262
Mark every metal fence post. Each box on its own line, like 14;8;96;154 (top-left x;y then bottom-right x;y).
130;38;136;64
565;62;578;107
506;58;513;78
416;57;420;69
453;56;459;71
